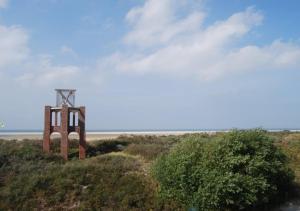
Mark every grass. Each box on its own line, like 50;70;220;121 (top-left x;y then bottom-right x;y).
0;136;183;210
275;133;300;184
1;132;300;210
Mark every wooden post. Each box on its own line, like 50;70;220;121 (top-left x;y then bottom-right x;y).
79;107;86;159
61;105;69;160
43;106;51;153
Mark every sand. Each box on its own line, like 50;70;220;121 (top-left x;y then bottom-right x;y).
0;133;120;141
0;131;217;141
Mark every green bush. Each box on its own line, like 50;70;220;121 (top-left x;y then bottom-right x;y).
0;138;183;210
152;129;294;210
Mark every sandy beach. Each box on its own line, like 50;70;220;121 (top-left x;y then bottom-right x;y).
1;129;298;141
0;131;218;141
0;132;119;141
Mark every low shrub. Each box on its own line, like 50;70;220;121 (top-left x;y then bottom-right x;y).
152;129;295;210
0;152;156;210
116;135;179;161
86;140;129;157
0;138;183;210
124;143;171;161
276;135;300;184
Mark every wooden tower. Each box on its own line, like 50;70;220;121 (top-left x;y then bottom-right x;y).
43;89;86;160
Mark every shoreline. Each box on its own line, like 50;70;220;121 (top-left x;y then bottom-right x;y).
0;130;217;141
1;129;300;141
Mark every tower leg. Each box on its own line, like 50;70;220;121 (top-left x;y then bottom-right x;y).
43;106;51;153
61;105;69;160
79;107;86;159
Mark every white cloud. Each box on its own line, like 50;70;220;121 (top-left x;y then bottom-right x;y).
0;25;29;69
0;22;82;87
16;55;81;87
105;1;300;80
0;0;7;8
0;23;83;88
124;0;205;48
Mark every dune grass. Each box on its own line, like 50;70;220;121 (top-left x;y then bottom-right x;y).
0;136;182;210
1;132;300;210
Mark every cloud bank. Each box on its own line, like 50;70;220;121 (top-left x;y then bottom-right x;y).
1;0;300;86
104;0;300;80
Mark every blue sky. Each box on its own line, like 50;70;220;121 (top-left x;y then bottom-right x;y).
0;0;300;130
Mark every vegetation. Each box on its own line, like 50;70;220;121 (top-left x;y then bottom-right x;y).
0;136;182;210
0;130;300;210
152;130;295;210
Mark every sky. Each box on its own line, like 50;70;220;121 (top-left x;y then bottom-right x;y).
0;0;300;130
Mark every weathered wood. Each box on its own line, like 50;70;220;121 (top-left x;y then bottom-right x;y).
43;106;51;153
43;90;86;160
60;105;69;160
79;107;86;159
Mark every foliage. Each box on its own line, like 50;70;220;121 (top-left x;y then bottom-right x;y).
1;131;299;210
122;135;178;161
276;133;300;184
0;136;182;210
152;129;295;210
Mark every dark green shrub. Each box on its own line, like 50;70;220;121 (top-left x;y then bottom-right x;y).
152;129;294;210
86;140;129;157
